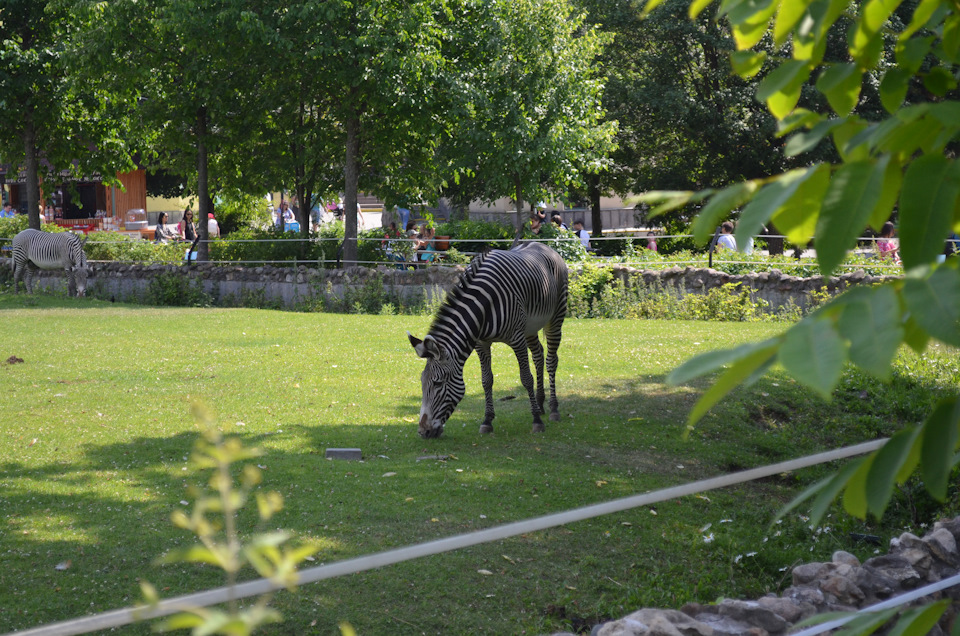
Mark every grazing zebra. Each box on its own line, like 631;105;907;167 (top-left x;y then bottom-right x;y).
12;229;90;297
408;241;568;438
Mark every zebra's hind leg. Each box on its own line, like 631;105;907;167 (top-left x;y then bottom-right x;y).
24;264;37;294
525;333;546;415
545;319;563;422
511;337;544;433
476;343;496;434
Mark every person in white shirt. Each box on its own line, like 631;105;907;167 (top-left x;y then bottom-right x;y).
573;219;591;250
207;212;220;238
716;221;737;251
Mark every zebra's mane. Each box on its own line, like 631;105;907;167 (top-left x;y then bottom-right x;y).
429;248;492;330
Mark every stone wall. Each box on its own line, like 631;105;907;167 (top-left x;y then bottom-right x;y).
5;260;894;312
556;517;960;636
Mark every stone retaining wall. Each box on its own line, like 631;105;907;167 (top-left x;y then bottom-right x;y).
557;517;960;636
6;261;895;312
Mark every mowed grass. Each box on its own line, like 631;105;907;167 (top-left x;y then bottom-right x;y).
1;293;957;635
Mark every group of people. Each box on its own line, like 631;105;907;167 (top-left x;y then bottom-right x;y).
382;221;439;265
153;208;218;244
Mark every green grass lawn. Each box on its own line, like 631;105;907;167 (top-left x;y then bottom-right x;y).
1;293;957;635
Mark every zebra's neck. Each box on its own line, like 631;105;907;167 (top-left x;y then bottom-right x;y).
428;290;484;365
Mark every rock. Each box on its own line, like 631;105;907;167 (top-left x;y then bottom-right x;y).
756;596;813;623
863;555;922;588
792;562;834;586
924;528;960;567
933;518;960;544
718;599;787;633
819;575;865;606
832;551;860;567
692;612;764;636
899;548;934;578
597;609;712;636
781;585;825;608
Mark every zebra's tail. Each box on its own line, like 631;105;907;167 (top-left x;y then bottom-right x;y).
510;226;523;249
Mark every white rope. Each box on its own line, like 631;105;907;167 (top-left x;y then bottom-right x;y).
791;572;960;636
7;439;886;636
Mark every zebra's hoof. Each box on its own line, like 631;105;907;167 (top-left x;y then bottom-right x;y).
532;423;545;433
479;424;494;435
549;412;560;422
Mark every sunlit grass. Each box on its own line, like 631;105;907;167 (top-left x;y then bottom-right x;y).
0;292;956;634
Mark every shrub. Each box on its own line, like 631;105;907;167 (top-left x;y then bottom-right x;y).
214;190;273;235
144;271;213;307
85;232;185;263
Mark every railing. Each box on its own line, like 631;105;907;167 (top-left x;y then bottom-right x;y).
7;440;908;636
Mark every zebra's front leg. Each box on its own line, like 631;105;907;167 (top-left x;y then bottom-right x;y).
24;264;36;294
511;338;544;433
545;320;563;422
525;334;546;415
476;343;496;434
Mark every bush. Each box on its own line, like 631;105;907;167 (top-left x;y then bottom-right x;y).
144;271;213;307
85;232;185;263
214;190;273;235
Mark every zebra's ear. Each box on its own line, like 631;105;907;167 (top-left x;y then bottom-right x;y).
408;331;428;358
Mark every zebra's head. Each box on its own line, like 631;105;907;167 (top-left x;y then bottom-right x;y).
72;238;89;297
408;332;464;438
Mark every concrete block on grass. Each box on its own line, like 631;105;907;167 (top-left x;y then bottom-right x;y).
326;448;362;461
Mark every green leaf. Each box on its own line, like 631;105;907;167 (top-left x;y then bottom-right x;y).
776;109;823;137
944;13;960;61
830;119;872;162
836;285;903;378
729;0;778;49
899;155;960;268
902;314;931;354
923;66;959;96
631;190;695;217
902;266;960;346
668;338;780;385
869;154;902;231
785;119;844;156
921;397;960;501
841;451;873;519
738;165;825;247
155;612;207;632
684;343;779;429
757;60;811;119
769;164;830;245
730;51;767;78
778;318;847;398
864;427;922;518
853;0;906;57
879;68;911;114
687;0;716;19
896;35;934;73
833;606;909;636
886;601;950;636
901;0;944;39
692;181;759;244
774;0;814;46
808;457;867;527
815;63;862;116
815;161;883;276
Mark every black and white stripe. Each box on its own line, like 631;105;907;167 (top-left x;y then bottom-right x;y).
12;229;90;297
408;241;568;438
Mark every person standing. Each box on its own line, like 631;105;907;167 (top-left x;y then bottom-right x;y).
178;209;197;242
646;231;658;252
0;203;16;218
207;212;220;238
877;221;900;264
716;221;737;251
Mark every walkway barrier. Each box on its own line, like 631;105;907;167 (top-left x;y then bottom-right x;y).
7;440;905;636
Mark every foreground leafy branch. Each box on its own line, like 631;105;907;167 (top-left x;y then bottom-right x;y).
641;0;960;629
140;404;317;635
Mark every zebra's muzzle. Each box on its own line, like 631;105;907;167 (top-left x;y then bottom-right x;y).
418;413;444;438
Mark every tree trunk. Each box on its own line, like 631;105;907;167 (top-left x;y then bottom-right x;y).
589;174;602;237
514;176;525;232
196;107;211;262
342;113;361;266
22;113;41;230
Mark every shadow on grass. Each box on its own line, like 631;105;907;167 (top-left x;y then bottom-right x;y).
1;360;955;633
